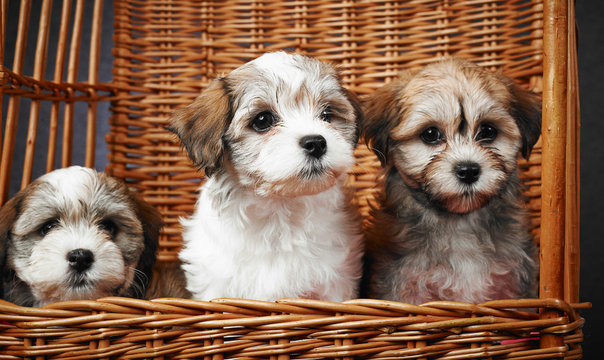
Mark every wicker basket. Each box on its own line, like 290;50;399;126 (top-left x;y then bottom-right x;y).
0;0;586;359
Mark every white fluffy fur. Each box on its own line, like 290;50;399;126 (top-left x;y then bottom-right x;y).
180;175;363;301
172;52;364;301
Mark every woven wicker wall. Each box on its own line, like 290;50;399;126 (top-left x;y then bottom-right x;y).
107;0;545;262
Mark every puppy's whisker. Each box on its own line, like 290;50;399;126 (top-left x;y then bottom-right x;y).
130;268;148;299
366;145;387;163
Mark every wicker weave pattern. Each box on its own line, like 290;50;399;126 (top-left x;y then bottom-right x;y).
107;0;545;261
0;297;585;359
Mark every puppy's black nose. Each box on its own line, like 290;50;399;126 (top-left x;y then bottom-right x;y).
300;135;327;159
67;249;94;272
455;162;481;184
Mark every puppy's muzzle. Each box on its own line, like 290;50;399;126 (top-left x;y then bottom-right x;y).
455;162;481;185
67;248;95;273
300;135;327;159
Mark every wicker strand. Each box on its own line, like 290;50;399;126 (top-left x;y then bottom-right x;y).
564;0;580;306
46;0;72;173
20;0;52;189
84;0;105;169
0;0;5;162
0;0;31;203
61;0;85;168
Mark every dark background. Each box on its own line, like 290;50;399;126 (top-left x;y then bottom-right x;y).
576;1;604;358
2;1;603;358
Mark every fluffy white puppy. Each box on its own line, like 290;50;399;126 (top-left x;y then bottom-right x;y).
168;52;364;302
0;166;161;306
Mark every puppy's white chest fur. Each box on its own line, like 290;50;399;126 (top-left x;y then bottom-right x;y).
179;173;363;301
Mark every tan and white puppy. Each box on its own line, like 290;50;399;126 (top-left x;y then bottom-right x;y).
361;58;541;304
0;166;161;306
168;51;364;302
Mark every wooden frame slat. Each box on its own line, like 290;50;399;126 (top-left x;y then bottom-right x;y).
0;0;31;203
61;0;85;168
20;0;53;188
46;0;72;172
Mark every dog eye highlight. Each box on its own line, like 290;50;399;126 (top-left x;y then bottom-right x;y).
420;127;444;145
251;111;277;132
39;220;59;236
476;124;498;142
320;107;332;122
99;219;118;237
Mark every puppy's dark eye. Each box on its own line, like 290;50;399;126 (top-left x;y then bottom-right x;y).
420;127;444;145
251;111;277;132
320;107;332;122
39;220;58;236
476;123;498;142
99;219;118;237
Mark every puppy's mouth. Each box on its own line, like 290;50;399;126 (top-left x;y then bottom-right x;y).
66;270;127;296
71;278;91;288
67;272;94;289
402;170;491;214
432;190;492;214
251;166;339;197
300;162;327;179
64;275;128;299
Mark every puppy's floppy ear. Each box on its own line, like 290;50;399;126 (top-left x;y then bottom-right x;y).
0;193;24;297
130;192;162;293
501;76;542;160
166;77;232;176
360;71;414;165
343;87;364;145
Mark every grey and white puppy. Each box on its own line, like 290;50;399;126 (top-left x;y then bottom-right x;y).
0;166;161;306
361;58;541;304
